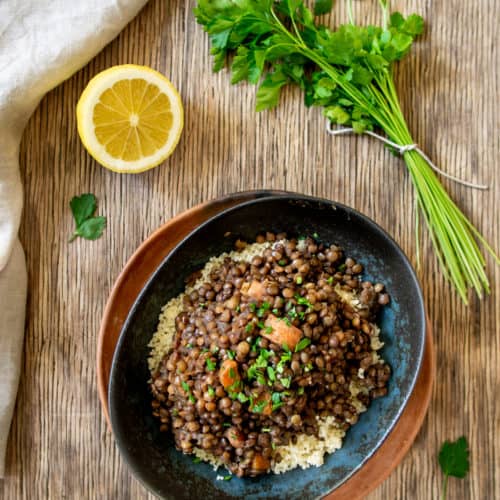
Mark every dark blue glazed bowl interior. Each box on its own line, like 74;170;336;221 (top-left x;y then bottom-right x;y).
109;193;425;500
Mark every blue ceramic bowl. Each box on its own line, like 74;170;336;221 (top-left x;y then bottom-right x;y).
109;193;425;499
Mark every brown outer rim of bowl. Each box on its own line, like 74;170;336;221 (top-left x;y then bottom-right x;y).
97;190;435;500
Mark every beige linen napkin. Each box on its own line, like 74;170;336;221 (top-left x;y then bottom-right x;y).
0;0;149;477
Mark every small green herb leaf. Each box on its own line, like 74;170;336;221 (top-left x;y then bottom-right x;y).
439;436;470;499
69;194;106;242
314;0;333;16
70;194;96;226
255;68;288;111
237;392;249;403
279;376;291;388
295;337;311;352
439;436;470;478
206;358;216;371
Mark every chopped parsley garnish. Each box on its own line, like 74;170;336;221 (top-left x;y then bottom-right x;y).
257;321;265;329
280;376;291;389
295;338;311;352
251;336;261;352
193;457;202;463
265;326;273;334
271;392;284;411
298;235;306;241
199;303;206;309
271;442;276;450
227;349;236;360
262;428;271;432
338;264;346;272
257;301;271;317
327;276;334;285
297;387;305;395
245;323;254;334
201;348;210;353
249;302;257;312
252;400;268;413
208;386;215;397
266;366;276;381
235;304;240;312
278;259;287;266
228;379;242;392
206;358;216;371
223;422;231;427
212;346;219;353
272;308;279;315
172;408;179;416
181;381;196;403
304;362;313;372
287;307;298;321
223;475;232;481
229;368;236;378
294;294;313;308
186;343;193;349
237;392;249;403
313;232;319;239
296;276;303;285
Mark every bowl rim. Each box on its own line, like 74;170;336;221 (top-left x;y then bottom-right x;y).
108;191;426;499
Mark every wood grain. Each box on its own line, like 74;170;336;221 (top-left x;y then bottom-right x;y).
1;0;498;499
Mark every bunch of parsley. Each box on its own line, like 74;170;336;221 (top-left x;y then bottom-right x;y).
194;0;498;303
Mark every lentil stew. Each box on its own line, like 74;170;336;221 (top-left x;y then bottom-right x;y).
149;233;391;478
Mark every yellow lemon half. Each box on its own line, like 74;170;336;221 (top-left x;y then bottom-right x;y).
77;65;184;173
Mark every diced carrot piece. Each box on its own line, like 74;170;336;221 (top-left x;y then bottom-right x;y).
251;454;271;472
225;427;245;448
219;359;240;389
246;280;266;300
262;314;302;350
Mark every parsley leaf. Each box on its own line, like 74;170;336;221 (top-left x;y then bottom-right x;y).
69;193;106;241
70;193;96;226
295;337;311;352
255;68;288;111
314;0;333;16
439;437;470;499
206;358;216;371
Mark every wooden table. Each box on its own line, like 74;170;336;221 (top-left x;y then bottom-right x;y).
1;0;498;498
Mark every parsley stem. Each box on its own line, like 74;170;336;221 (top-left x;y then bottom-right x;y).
441;475;448;500
346;0;354;25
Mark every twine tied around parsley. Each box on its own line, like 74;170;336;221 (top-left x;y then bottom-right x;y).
326;122;489;190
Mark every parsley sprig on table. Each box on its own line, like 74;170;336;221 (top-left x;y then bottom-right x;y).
194;0;499;303
69;193;106;242
438;436;470;499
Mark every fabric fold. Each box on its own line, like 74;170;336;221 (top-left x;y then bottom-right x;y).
0;0;149;477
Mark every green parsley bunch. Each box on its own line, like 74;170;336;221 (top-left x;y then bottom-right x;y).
194;0;498;303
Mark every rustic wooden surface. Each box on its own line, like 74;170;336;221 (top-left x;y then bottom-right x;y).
1;0;498;498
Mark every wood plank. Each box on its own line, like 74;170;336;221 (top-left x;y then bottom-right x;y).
1;0;498;498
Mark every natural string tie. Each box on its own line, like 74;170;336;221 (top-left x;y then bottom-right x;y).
326;122;489;190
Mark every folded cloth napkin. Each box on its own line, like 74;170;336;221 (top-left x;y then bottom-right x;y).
0;0;149;477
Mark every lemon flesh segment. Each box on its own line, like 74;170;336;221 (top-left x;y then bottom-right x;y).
77;65;183;173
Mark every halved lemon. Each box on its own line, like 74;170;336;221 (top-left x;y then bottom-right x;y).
77;65;183;173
